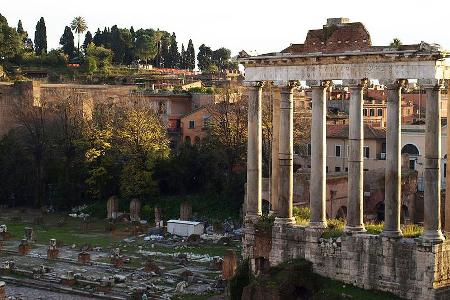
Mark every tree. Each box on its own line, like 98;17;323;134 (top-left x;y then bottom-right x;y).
197;44;213;72
71;16;88;54
34;17;47;55
160;34;171;68
186;39;195;70
93;28;102;46
84;43;113;72
212;47;231;70
135;34;157;63
60;26;75;58
0;14;22;60
390;38;402;49
180;43;186;69
17;20;33;52
167;33;180;68
83;31;93;52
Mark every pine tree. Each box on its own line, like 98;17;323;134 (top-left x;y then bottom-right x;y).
60;26;75;58
197;44;212;72
83;31;93;52
186;39;195;70
34;17;47;55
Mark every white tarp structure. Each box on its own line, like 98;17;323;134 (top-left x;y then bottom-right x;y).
167;220;204;237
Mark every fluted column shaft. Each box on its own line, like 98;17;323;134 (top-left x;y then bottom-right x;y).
275;83;296;223
246;82;263;221
271;89;281;214
309;81;329;228
422;82;445;242
382;81;404;238
345;81;366;232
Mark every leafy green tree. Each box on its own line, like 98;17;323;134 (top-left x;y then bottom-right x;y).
212;47;231;70
186;39;195;70
60;26;75;58
83;31;93;52
197;44;212;72
0;14;22;60
85;43;112;72
160;33;171;68
71;16;88;54
135;34;157;63
390;38;402;49
34;17;47;55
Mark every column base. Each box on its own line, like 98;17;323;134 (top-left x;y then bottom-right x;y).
309;221;327;229
274;217;296;226
380;229;403;238
244;213;261;225
344;225;366;233
420;230;445;243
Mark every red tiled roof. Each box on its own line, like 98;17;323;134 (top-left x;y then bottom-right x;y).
327;124;386;139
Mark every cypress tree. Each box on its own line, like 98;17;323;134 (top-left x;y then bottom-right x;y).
168;32;180;68
186;39;195;70
17;20;33;52
93;28;102;46
160;35;170;68
83;31;93;51
60;26;75;58
180;43;186;69
34;17;47;55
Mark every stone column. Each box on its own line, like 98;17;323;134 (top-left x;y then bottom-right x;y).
271;88;281;214
344;79;367;233
308;80;330;228
381;80;406;238
246;82;264;222
446;81;450;233
421;80;445;242
275;81;298;224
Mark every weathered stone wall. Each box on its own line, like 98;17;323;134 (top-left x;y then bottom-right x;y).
246;225;450;300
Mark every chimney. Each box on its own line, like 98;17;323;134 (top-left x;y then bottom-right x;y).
326;18;350;27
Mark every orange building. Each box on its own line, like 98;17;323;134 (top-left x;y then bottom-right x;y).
180;106;211;145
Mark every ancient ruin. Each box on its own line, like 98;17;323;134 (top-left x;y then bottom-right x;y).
240;18;450;299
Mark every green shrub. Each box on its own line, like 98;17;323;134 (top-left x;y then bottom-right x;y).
321;219;345;238
293;206;310;225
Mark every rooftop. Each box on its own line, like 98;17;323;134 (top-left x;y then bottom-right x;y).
327;124;386;139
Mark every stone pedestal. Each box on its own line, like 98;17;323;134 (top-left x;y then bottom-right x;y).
130;199;141;222
18;239;31;256
0;281;5;300
269;221;294;265
78;251;91;264
222;249;238;280
180;201;192;221
24;227;34;243
107;196;119;220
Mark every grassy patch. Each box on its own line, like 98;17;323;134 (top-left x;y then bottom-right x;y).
293;206;310;225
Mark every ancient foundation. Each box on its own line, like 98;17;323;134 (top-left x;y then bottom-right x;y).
245;226;450;300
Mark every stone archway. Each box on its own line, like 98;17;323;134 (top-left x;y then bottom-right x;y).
375;201;385;222
335;206;347;219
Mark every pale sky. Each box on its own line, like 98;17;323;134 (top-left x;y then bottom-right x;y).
2;0;450;56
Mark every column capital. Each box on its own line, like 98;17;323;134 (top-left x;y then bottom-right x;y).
244;81;266;89
418;79;445;90
306;80;331;88
379;79;408;90
276;80;300;93
343;78;368;89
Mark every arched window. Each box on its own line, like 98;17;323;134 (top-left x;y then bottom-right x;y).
401;144;420;156
185;136;191;145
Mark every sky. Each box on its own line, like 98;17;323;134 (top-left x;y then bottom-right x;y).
2;0;450;56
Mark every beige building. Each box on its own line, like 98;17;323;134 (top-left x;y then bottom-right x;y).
298;124;386;173
401;124;447;191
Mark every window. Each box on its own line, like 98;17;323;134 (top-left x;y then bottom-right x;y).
369;109;375;116
202;116;210;128
335;145;341;157
335;167;341;172
345;167;348;172
363;109;368;116
185;136;191;145
377;108;383;116
326;166;329;173
189;120;195;129
363;146;370;159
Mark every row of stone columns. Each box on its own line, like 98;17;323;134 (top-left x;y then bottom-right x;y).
246;79;445;242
